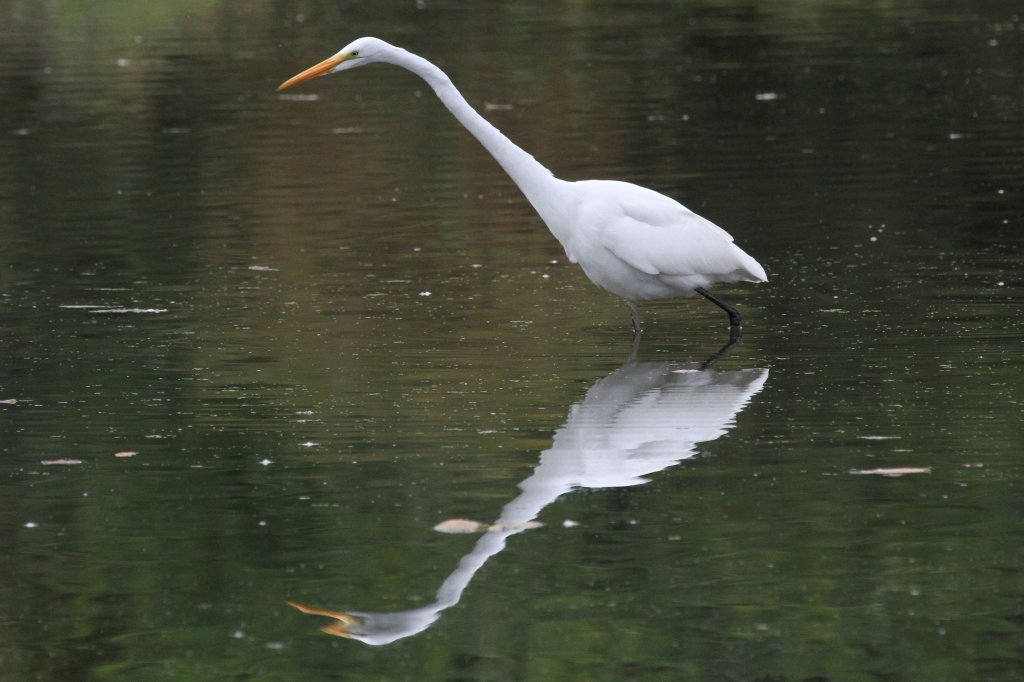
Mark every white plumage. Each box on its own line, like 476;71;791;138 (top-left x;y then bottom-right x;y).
287;359;769;645
279;37;767;334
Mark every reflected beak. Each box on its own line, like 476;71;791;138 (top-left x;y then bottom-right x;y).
286;600;359;638
277;53;350;91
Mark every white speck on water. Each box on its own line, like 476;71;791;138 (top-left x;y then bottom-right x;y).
419;291;432;297
301;441;318;448
87;307;168;314
755;92;778;101
24;522;38;529
260;458;273;466
248;265;278;272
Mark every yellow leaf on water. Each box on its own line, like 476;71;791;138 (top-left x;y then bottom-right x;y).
849;467;931;477
433;518;487;534
435;518;545;534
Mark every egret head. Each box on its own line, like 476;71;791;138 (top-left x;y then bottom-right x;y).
277;37;391;91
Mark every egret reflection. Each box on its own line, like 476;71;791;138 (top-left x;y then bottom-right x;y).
289;356;769;645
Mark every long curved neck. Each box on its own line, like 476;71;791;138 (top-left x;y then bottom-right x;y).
386;47;564;217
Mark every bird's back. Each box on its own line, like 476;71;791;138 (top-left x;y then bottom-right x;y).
561;180;765;301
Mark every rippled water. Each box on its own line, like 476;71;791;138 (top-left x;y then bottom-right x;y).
2;1;1023;680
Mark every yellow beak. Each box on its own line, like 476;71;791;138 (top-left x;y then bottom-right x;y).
286;600;359;638
277;53;349;92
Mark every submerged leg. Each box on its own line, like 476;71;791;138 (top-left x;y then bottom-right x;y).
699;328;743;371
696;287;742;329
627;301;642;336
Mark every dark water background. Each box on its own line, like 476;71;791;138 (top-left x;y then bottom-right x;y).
2;1;1023;679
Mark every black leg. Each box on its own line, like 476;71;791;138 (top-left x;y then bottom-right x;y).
627;301;642;336
696;287;742;329
699;327;743;370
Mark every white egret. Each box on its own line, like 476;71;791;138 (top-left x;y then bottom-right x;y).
278;37;767;335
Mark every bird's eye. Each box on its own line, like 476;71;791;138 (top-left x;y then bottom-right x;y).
351;50;360;57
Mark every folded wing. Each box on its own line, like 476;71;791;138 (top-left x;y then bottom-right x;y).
581;180;767;283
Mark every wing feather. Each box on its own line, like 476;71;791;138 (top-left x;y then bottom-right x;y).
581;180;766;282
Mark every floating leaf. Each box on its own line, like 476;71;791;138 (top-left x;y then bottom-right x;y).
849;467;931;477
0;398;17;405
114;451;138;458
433;518;487;534
433;518;544;534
